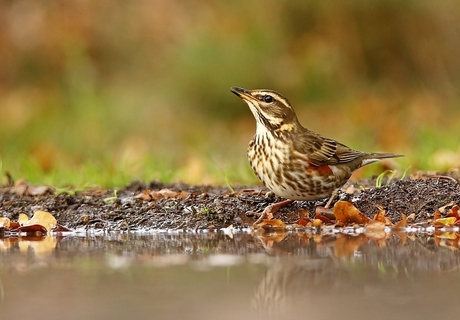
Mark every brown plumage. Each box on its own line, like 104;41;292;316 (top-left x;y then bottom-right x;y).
230;86;402;222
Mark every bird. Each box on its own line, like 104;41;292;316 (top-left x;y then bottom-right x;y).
230;86;403;224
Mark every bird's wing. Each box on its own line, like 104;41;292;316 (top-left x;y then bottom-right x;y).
293;131;363;166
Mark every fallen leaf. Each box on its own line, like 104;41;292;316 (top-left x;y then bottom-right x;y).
333;201;370;225
433;209;442;220
18;213;29;226
134;189;153;201
0;217;10;229
257;219;286;231
372;207;393;225
393;213;408;229
135;188;190;200
298;209;310;218
447;205;460;219
296;217;311;227
438;202;456;214
9;221;20;229
314;207;335;224
313;219;323;227
153;188;190;199
315;206;334;219
26;211;57;232
434;217;457;227
12;179;51;196
16;224;48;235
53;224;72;232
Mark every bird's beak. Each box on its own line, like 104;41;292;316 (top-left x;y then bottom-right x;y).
230;86;256;102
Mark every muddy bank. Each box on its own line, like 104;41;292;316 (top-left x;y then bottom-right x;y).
1;174;459;230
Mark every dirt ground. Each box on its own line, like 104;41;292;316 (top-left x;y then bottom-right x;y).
1;172;460;231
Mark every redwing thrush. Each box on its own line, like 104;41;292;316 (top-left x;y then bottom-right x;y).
230;86;403;223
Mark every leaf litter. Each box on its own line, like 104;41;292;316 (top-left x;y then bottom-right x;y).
0;173;460;237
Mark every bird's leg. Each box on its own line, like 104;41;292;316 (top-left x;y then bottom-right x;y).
253;199;294;225
324;189;339;209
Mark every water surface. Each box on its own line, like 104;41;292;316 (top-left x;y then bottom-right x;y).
1;231;459;320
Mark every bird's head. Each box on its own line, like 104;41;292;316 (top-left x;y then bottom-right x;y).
230;86;300;132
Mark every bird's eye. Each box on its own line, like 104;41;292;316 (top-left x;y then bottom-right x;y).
263;95;274;103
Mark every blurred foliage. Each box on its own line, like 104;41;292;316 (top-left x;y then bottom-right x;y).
1;0;460;187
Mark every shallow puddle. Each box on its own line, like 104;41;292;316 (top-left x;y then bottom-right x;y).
1;231;460;319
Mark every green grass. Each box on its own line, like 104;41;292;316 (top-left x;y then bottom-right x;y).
1;0;460;188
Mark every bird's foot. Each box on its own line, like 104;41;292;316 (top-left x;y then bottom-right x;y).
253;199;294;226
324;189;339;209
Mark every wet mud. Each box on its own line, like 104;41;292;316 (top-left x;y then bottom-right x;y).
1;173;459;230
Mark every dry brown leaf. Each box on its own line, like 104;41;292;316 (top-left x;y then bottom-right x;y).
393;213;408;229
314;207;335;225
438;202;456;214
434;217;457;227
0;217;10;229
13;179;51;196
136;188;190;200
152;188;190;199
333;201;370;225
9;221;20;229
433;209;442;220
53;224;72;232
373;207;393;225
26;211;57;232
296;210;311;227
296;218;311;227
257;219;287;231
18;213;29;226
313;219;323;227
17;224;48;235
447;205;460;219
298;209;309;218
315;206;334;218
134;189;153;201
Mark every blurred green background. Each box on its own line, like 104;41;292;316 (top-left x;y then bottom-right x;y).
1;0;460;188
